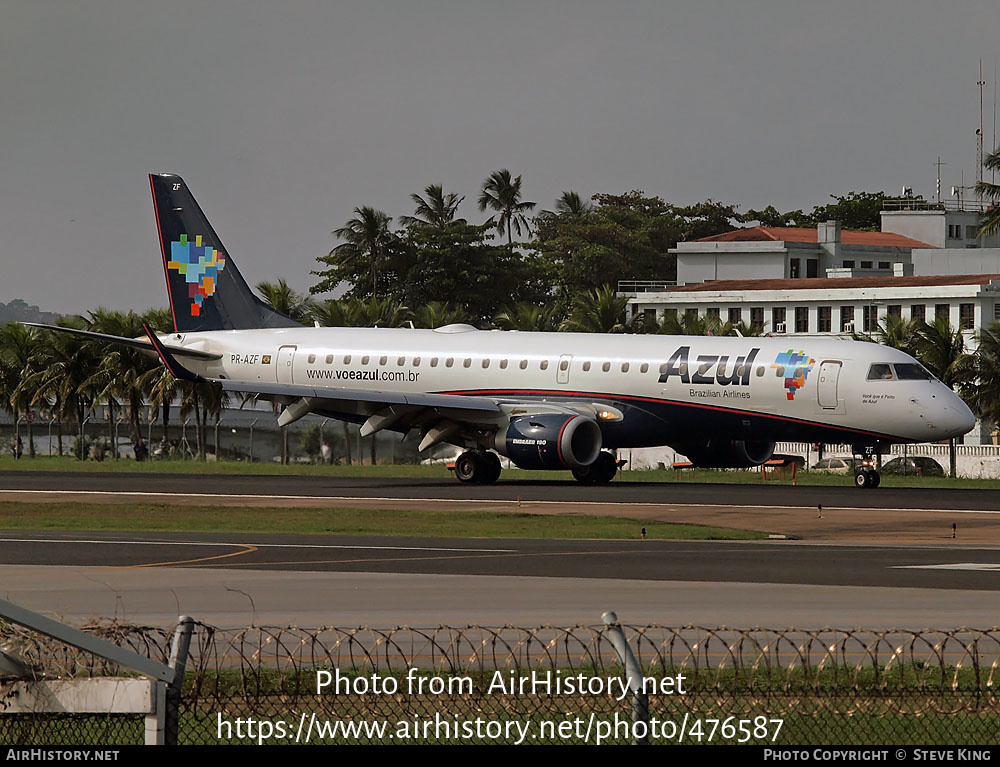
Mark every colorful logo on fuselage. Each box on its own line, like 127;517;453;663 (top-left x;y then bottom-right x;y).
771;349;815;400
167;234;226;317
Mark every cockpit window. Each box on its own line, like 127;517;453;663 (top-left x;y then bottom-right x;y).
894;363;934;381
867;363;894;381
867;362;936;381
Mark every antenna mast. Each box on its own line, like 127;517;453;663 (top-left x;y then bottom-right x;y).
978;60;985;203
934;156;946;202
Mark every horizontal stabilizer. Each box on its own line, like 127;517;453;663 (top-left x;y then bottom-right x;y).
20;322;222;361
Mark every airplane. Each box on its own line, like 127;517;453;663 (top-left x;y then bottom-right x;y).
26;173;976;489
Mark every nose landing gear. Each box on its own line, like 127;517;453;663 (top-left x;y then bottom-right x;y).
851;443;881;489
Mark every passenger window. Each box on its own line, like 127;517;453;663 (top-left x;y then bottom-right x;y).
621;362;630;373
379;356;387;365
397;356;405;366
519;360;527;370
361;355;369;365
583;361;591;372
413;357;421;366
640;363;648;374
430;358;439;367
482;359;490;368
326;354;334;364
343;355;352;364
774;366;785;377
659;362;668;375
446;358;454;367
540;360;549;371
463;358;472;368
308;354;316;363
602;362;611;372
867;363;894;381
559;359;569;371
500;359;508;369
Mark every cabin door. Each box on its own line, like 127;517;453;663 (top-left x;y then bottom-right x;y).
276;345;297;384
817;360;841;409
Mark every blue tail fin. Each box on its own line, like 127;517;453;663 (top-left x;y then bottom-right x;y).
149;173;301;333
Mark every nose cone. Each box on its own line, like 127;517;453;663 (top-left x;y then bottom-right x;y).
940;393;976;439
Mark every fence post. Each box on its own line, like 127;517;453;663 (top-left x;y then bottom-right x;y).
601;610;649;745
164;616;196;746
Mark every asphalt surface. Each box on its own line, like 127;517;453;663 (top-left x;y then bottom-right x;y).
2;470;1000;510
5;470;1000;627
3;531;1000;591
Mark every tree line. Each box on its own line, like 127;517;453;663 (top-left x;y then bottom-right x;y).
3;155;1000;464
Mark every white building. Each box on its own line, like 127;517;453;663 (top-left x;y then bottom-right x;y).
671;221;929;285
625;273;1000;346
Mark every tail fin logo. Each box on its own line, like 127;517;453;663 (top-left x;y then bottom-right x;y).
167;234;227;317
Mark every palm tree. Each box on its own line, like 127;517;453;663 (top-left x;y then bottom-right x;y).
961;322;1000;433
21;320;100;458
560;286;630;334
400;185;465;229
494;303;562;332
354;297;411;328
411;302;468;329
478;169;536;245
256;279;315;322
1;322;44;456
914;316;974;477
310;298;366;328
86;309;157;448
317;207;395;300
976;146;1000;237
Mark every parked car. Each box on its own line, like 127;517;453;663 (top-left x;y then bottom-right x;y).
810;456;859;474
881;456;945;476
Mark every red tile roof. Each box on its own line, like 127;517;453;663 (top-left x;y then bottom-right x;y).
669;274;1000;293
696;226;933;249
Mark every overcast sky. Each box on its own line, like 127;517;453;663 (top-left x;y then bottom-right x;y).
2;0;999;313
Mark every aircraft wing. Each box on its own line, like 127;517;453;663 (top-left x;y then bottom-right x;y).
218;379;501;415
140;325;608;450
216;378;611;450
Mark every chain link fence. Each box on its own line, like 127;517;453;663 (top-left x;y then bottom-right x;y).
3;621;1000;744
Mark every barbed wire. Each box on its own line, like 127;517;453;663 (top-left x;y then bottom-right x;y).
4;622;1000;744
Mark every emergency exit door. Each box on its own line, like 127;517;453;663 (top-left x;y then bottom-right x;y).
276;345;297;384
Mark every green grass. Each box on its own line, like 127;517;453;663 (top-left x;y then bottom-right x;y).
0;501;764;540
3;455;998;489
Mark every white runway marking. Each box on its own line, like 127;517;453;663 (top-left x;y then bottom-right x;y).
3;488;1000;515
892;563;1000;571
0;537;516;553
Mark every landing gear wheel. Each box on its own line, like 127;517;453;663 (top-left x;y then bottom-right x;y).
572;451;618;485
454;451;502;484
854;469;880;489
480;452;502;484
454;451;483;483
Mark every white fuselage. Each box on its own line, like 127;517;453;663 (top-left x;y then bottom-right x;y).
162;325;975;447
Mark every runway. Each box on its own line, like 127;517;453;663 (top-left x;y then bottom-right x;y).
2;469;1000;511
2;531;1000;628
3;471;1000;628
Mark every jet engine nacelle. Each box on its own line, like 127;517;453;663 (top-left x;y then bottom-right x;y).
495;414;603;470
682;439;775;469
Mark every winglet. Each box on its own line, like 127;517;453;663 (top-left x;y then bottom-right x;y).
142;324;203;382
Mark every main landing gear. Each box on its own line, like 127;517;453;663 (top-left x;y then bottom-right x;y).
454;451;502;484
852;444;881;489
572;451;620;485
